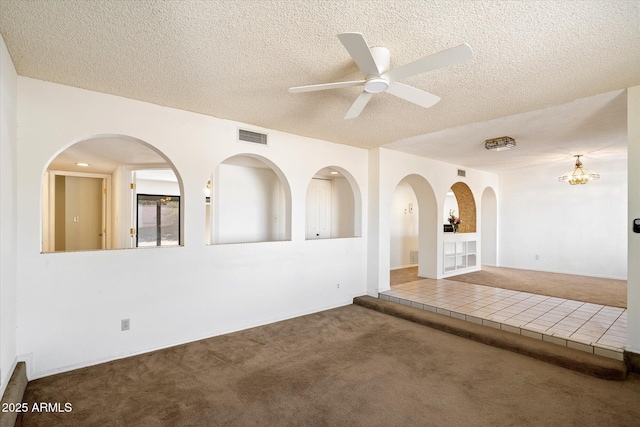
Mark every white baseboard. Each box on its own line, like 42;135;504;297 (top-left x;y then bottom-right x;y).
390;264;418;270
495;264;627;281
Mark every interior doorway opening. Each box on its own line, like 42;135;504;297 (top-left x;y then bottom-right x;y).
390;179;419;269
48;172;109;252
388;174;438;283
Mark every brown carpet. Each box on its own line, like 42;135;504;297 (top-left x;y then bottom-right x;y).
391;266;627;308
17;304;640;427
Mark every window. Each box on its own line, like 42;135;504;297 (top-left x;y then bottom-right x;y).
136;194;180;247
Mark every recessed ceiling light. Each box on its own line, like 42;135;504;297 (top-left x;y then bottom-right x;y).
75;162;90;167
330;171;339;175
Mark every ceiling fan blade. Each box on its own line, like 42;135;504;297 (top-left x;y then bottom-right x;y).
344;92;373;120
337;32;381;76
386;82;441;109
386;44;473;82
289;80;365;93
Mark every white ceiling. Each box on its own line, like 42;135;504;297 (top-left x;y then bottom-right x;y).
48;136;169;174
1;0;638;173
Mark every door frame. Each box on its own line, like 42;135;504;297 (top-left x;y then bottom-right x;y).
45;170;111;252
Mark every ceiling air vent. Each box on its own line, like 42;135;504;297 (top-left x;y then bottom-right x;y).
457;169;466;177
238;129;268;146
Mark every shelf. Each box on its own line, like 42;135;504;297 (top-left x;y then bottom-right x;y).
443;239;476;273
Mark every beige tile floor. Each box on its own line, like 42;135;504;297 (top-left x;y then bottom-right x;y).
379;278;627;360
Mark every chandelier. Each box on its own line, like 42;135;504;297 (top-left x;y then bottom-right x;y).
558;155;600;185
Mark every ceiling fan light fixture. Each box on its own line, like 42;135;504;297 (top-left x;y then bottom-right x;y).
289;33;473;119
364;78;389;93
485;136;516;151
558;155;600;185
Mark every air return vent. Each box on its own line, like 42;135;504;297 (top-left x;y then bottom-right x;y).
410;251;418;265
457;169;466;177
238;129;268;146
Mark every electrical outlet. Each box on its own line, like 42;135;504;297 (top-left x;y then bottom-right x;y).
337;284;340;289
121;319;130;331
535;255;540;261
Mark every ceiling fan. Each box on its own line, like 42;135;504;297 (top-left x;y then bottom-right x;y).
289;32;473;119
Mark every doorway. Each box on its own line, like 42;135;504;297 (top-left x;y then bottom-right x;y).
47;171;109;252
386;174;438;286
390;180;419;269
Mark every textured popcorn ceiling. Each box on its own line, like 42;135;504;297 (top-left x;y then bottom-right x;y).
0;0;638;172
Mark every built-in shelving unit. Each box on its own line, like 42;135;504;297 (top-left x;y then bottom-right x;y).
444;240;476;273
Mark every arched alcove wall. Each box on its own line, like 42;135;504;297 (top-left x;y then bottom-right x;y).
451;181;477;233
481;186;498;266
306;166;361;239
41;134;184;252
210;154;292;244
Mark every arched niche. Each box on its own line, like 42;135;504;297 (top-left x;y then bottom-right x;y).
390;174;438;279
481;186;498;266
450;182;477;233
207;154;291;244
305;166;362;239
41;134;184;252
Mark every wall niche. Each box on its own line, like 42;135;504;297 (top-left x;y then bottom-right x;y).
450;182;476;233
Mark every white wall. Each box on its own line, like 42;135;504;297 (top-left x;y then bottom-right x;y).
215;163;283;244
331;177;356;238
136;179;180;196
627;85;640;353
390;182;419;269
481;187;498;266
498;157;627;279
0;35;18;394
368;148;498;294
16;77;368;379
111;165;129;249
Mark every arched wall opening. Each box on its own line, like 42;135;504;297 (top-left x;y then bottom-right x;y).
207;154;292;244
390;178;419;269
481;186;498;266
451;181;477;233
305;166;362;239
390;174;438;279
41;134;184;252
